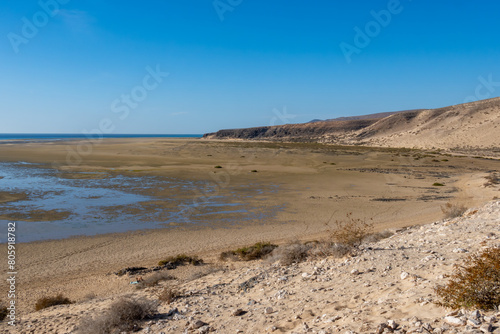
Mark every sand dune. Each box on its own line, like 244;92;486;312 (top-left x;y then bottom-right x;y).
347;97;500;152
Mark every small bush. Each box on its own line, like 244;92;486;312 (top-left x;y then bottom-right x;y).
137;271;175;289
251;170;258;173
214;165;222;168
220;242;277;261
328;213;374;247
158;254;203;267
270;242;312;265
78;298;157;334
0;303;7;321
484;172;500;187
435;247;500;310
35;294;72;311
433;182;445;186
158;287;180;304
441;202;467;219
361;230;394;244
308;241;352;259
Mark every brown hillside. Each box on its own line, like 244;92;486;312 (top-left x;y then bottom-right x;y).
204;97;500;154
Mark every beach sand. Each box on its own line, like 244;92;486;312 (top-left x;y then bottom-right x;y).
0;138;498;315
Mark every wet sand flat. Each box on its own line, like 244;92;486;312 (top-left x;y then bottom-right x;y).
0;138;498;313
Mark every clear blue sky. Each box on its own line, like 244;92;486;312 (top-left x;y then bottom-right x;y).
1;0;499;134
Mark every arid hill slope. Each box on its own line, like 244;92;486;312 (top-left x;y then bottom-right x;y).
203;98;500;153
345;97;500;151
203;119;377;142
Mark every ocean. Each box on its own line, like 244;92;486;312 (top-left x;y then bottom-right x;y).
0;133;202;142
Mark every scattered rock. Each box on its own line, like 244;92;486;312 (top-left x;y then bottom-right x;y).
444;316;465;326
232;309;246;316
192;320;209;330
387;319;398;330
480;323;493;333
264;307;274;315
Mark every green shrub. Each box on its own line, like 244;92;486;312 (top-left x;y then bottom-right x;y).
433;182;445;186
158;254;202;267
435;247;500;310
136;271;175;289
35;294;72;311
214;165;223;168
220;242;277;261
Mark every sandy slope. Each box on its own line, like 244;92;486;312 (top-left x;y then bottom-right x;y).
346;97;500;152
4;198;500;334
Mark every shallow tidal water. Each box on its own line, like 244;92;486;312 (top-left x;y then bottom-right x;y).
0;162;282;242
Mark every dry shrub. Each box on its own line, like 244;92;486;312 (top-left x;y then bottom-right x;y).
484;172;500;187
435;247;500;310
77;297;157;334
268;242;311;266
441;202;467;219
328;213;374;247
158;254;203;267
0;303;7;321
220;242;277;261
35;294;72;311
158;287;180;304
362;230;394;244
308;241;352;259
136;271;175;289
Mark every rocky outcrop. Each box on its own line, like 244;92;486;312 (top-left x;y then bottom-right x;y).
203;119;377;142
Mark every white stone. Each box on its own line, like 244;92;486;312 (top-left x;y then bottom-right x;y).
444;316;465;326
387;320;398;329
350;269;360;275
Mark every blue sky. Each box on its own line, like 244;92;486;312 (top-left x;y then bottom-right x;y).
1;0;500;134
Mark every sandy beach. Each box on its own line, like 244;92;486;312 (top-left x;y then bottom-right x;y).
0;138;498;318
